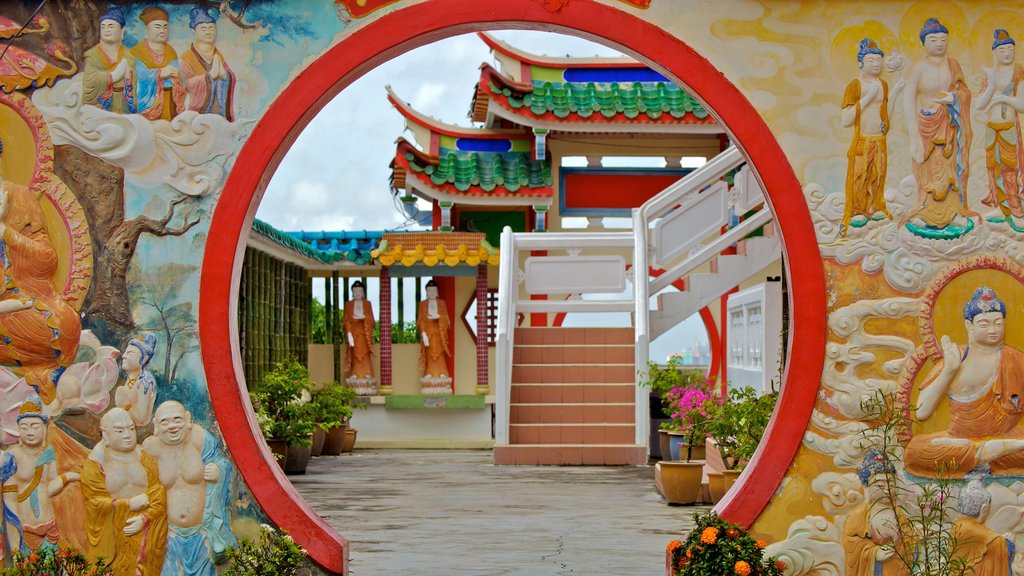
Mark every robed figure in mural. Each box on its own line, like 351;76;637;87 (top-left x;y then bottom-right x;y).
950;478;1018;576
840;38;898;236
81;408;167;576
343;280;377;396
418;279;452;394
0;140;81;405
82;8;138;114
114;332;158;431
976;29;1024;230
3;397;80;553
180;7;235;121
903;18;976;235
130;6;185;121
904;287;1024;478
142;401;236;576
843;451;910;576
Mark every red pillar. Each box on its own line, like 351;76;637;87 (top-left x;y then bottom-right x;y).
379;267;392;394
475;265;489;394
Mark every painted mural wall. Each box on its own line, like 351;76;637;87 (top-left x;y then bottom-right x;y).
5;0;1024;574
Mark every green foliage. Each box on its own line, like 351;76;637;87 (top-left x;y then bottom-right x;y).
250;358;316;447
0;546;113;576
641;356;705;396
310;298;327;344
705;387;778;471
222;525;308;576
667;512;784;576
857;392;975;576
309;383;356;431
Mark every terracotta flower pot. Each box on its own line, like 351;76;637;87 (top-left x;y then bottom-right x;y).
266;439;288;469
654;461;705;505
723;469;742;494
667;432;706;462
658;430;671;462
342;427;357;453
707;472;725;504
284;439;312;475
311;428;326;457
321;423;348;456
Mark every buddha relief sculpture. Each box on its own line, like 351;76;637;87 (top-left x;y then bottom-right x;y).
902;17;979;238
905;287;1024;477
114;333;158;431
129;6;185;121
0;138;82;404
417;279;452;395
840;38;900;236
82;8;138;114
81;407;167;576
142;401;237;575
343;280;377;396
3;396;80;553
976;29;1024;232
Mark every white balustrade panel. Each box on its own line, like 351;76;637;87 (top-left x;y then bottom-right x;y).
524;255;627;295
652;180;728;268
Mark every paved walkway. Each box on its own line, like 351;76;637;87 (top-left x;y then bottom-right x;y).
291;449;708;575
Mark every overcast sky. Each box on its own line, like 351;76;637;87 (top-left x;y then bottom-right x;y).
257;30;707;362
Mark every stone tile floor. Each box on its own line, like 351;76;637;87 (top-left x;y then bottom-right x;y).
291;449;709;575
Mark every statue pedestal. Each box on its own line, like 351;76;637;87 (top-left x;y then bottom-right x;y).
420;374;453;396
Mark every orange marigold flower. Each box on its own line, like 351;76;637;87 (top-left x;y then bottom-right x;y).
726;527;740;539
700;526;719;545
735;560;752;576
756;539;767;549
667;539;682;554
775;559;787;571
686;547;694;558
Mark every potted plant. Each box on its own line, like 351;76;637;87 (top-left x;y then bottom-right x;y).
251;358;316;474
223;524;308;576
706;386;778;492
666;512;785;576
1;546;114;575
310;383;355;456
663;379;719;462
641;356;710;460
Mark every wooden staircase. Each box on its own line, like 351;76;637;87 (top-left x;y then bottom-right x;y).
493;327;647;465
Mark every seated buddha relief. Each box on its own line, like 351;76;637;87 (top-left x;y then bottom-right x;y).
903;264;1024;478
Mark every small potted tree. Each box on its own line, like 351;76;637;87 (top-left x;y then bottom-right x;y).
641;356;711;460
311;383;355;457
706;386;778;498
251;358;316;474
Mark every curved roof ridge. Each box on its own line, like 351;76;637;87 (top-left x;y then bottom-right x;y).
476;31;643;68
385;84;526;139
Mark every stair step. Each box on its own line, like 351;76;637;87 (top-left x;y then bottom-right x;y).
512;345;634;364
514;327;634;346
494;444;647;465
509;423;635;445
511;383;635;404
512;364;635;384
509;403;635;425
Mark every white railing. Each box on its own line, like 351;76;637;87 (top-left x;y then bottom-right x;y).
495;145;766;448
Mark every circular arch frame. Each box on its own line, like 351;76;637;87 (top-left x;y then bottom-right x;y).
199;1;827;572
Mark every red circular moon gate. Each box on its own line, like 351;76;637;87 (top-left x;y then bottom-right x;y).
200;1;827;572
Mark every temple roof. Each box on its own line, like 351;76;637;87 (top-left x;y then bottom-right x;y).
286;230;383;265
471;33;719;131
251;219;348;265
372;232;499;267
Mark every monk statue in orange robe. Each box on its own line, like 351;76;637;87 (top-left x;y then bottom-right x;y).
129;6;185;121
905;287;1024;477
902;18;978;237
343;280;377;396
81;408;167;576
417;279;451;395
844;450;910;576
0;138;81;404
950;477;1019;576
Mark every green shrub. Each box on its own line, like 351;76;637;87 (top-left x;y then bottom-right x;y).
223;525;307;576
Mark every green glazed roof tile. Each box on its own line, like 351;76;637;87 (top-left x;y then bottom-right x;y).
495;80;709;122
406;149;551;194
